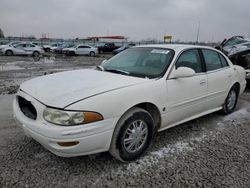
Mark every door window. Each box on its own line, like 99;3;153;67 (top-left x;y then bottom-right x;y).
175;49;203;73
202;49;224;71
219;54;229;67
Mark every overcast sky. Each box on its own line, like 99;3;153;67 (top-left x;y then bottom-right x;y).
0;0;249;42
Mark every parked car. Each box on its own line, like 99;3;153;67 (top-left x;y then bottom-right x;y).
54;43;75;54
2;42;44;56
113;43;136;55
13;44;246;161
216;36;250;84
43;43;64;52
97;42;120;54
62;44;97;56
0;41;21;54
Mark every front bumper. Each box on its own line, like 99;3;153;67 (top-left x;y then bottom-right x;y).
13;91;118;157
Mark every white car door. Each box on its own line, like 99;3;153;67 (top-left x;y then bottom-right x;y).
75;45;85;55
164;49;208;127
201;49;233;110
24;44;36;55
13;44;26;55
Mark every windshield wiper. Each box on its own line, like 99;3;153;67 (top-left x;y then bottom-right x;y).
105;68;130;75
95;65;105;71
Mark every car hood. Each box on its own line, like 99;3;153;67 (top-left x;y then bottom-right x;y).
20;69;150;108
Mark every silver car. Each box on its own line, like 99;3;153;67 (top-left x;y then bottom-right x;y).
2;42;44;56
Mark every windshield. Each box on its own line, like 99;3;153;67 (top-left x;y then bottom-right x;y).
102;47;174;78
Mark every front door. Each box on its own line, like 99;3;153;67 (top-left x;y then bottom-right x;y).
163;49;208;127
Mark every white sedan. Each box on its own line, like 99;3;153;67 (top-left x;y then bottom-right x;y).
13;44;246;161
3;42;44;56
62;44;98;56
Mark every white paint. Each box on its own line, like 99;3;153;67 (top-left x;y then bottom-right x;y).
13;44;247;159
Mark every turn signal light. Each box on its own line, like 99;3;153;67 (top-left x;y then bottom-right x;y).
57;141;79;147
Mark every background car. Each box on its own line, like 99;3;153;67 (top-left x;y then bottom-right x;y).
113;43;136;55
43;43;64;52
97;42;120;54
13;44;246;162
2;42;44;56
63;44;98;56
54;43;75;54
215;36;250;84
0;41;21;54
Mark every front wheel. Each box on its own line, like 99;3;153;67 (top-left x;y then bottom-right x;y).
222;85;239;114
109;107;154;162
69;51;75;56
6;50;13;56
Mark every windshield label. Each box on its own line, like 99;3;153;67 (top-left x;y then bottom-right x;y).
151;49;169;54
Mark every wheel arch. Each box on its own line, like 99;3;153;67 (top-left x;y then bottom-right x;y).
114;102;162;133
231;82;240;95
5;49;13;55
133;102;162;131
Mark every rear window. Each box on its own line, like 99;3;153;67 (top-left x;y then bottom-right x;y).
219;54;229;67
202;49;224;71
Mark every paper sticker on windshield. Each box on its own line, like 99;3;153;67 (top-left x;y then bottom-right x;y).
150;49;169;54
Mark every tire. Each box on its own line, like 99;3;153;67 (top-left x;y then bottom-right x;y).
33;51;39;57
6;50;13;56
222;85;239;114
89;51;95;57
69;51;75;56
109;107;154;162
45;48;50;52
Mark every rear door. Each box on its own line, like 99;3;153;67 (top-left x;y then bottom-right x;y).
201;49;233;110
24;44;36;55
165;49;208;126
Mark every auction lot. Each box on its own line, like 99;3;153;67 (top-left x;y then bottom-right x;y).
0;54;250;187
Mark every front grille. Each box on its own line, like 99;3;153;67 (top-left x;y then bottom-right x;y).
18;96;37;120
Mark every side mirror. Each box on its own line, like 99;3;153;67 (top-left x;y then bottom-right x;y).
169;67;195;79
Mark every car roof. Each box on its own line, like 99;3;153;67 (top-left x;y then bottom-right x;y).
134;44;216;52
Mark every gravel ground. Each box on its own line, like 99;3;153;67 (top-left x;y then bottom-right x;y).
0;55;250;187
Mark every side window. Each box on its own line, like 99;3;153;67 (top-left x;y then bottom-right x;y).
15;44;23;49
26;44;35;48
176;49;203;73
202;49;223;71
219;54;229;67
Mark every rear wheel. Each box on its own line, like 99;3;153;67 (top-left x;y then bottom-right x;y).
6;50;13;56
109;107;154;162
222;85;239;114
33;51;39;57
89;51;95;57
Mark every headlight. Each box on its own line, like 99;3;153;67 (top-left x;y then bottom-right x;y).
43;107;103;126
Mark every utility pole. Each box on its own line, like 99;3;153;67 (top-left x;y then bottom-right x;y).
196;21;200;44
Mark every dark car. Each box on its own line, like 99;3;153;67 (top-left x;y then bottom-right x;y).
97;43;120;54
